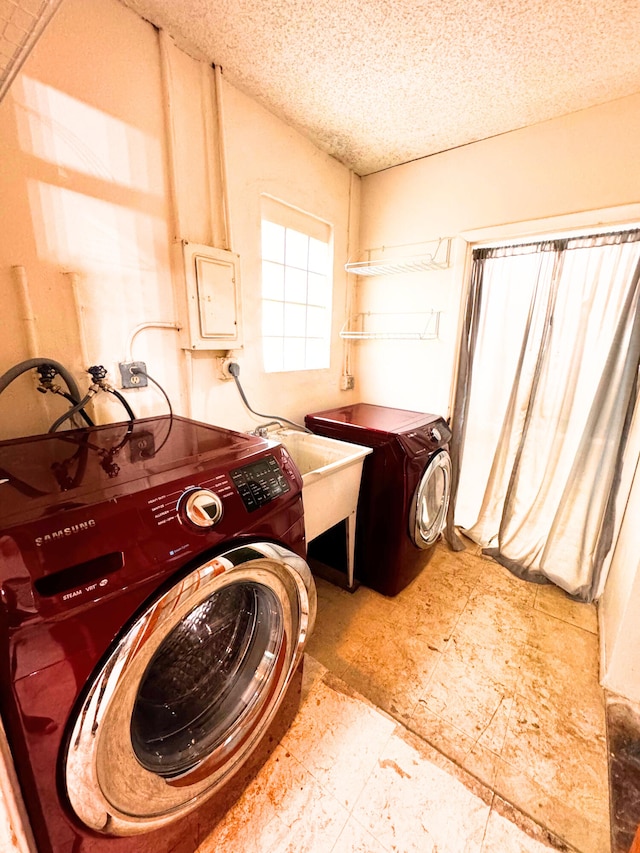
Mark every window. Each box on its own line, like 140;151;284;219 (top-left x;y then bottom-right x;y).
261;197;333;372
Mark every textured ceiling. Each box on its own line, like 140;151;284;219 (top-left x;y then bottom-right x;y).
121;0;640;175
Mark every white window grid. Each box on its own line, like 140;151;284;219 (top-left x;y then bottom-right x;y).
261;219;332;373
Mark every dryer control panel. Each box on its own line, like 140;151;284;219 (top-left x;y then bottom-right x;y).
230;455;291;512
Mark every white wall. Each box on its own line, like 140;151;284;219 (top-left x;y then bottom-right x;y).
0;0;357;440
600;402;640;702
358;95;640;416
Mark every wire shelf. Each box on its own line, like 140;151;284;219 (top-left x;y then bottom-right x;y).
0;0;63;103
345;237;451;276
340;311;441;341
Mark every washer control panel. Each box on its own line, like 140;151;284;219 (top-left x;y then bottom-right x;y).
180;488;224;528
230;455;291;512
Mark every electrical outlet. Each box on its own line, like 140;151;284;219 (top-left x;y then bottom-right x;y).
119;361;148;389
129;430;155;462
340;375;355;391
217;356;238;381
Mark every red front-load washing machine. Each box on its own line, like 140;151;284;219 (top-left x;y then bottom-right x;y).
305;403;451;596
0;415;316;852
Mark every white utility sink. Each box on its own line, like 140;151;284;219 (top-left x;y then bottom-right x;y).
273;429;372;589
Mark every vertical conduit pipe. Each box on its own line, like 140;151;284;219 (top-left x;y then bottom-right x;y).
158;28;182;243
200;62;219;249
12;265;39;359
343;172;358;380
65;271;90;369
158;28;195;418
214;64;232;252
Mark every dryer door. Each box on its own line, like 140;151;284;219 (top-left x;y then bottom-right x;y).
410;450;451;549
64;542;315;836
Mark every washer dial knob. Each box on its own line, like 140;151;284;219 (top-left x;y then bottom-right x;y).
431;426;442;443
181;488;224;528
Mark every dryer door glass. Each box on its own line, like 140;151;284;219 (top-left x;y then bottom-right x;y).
411;451;451;549
130;581;283;777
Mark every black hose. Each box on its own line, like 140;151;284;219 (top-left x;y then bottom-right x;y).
48;392;95;434
0;467;49;497
0;358;82;400
131;367;172;418
59;391;94;426
227;363;309;432
108;388;136;422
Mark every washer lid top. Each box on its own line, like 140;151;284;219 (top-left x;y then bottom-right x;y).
306;403;445;439
0;415;271;527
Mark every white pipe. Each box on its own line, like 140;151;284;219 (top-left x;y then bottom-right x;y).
158;29;182;242
343;172;358;378
214;64;232;252
201;62;218;248
12;265;39;359
125;322;181;363
65;271;90;368
183;348;194;418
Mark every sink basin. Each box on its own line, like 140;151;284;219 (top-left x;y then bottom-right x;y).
273;429;372;587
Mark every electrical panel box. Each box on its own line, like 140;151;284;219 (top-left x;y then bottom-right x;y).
178;241;243;350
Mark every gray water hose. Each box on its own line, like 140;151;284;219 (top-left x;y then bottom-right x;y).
0;358;82;401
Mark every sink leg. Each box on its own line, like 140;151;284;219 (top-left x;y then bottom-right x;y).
346;512;356;589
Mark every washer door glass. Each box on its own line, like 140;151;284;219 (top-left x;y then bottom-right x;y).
64;542;315;836
411;451;451;548
131;581;283;778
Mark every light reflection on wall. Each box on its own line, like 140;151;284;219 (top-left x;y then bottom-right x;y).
28;180;171;363
8;74;173;379
14;75;162;193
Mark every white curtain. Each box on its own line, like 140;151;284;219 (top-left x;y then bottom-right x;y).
448;231;640;601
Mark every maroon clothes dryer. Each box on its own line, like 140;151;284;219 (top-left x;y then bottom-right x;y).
305;403;451;596
0;415;315;853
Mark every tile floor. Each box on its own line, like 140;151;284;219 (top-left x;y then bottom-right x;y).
197;655;574;853
305;541;609;853
194;541;614;853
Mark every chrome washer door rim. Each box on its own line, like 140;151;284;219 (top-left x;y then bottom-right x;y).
64;543;315;836
410;451;451;549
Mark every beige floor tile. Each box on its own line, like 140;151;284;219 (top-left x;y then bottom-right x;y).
342;631;441;722
305;585;395;676
197;744;348;853
501;693;609;828
407;700;505;791
533;583;598;633
526;608;599;667
391;588;466;651
455;589;533;647
407;701;475;765
518;643;605;737
404;543;483;599
474;560;538;608
280;671;396;810
314;574;353;613
420;650;515;742
444;627;524;691
351;726;491;853
331;816;391;853
481;798;574;852
463;741;503;791
305;614;365;678
493;757;610;853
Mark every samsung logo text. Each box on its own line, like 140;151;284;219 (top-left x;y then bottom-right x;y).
35;519;96;547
